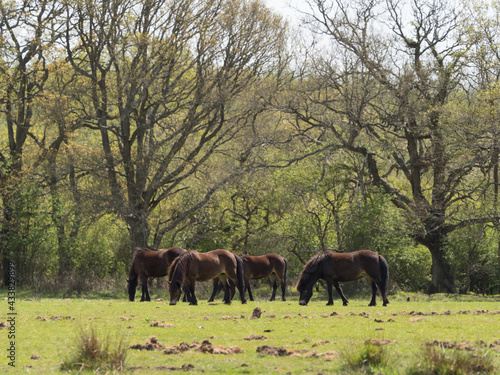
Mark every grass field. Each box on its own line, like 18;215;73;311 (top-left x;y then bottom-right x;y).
1;290;499;374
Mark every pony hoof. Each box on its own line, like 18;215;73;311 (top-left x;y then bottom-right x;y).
326;302;333;306
343;302;348;306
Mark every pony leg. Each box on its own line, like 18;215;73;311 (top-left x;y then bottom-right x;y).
280;277;286;301
208;278;220;302
219;275;231;305
333;281;348;306
141;277;150;301
326;280;334;305
235;256;247;304
270;280;278;301
246;281;254;301
188;283;198;305
268;274;277;301
369;281;377;306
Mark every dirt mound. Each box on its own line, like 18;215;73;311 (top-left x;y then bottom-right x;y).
150;320;174;328
129;364;194;371
257;345;340;359
164;340;242;355
425;340;475;351
244;335;267;341
130;336;166;350
257;345;293;357
251;307;262;319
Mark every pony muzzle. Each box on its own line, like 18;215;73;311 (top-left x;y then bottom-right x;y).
299;300;308;306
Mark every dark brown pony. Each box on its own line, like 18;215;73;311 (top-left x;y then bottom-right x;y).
127;247;187;301
168;249;246;305
208;254;288;302
296;250;389;306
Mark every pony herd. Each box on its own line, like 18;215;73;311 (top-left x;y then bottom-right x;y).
127;247;390;307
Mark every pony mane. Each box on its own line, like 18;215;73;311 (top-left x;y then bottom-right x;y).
296;252;330;290
167;250;196;282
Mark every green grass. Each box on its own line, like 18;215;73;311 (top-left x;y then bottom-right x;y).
1;291;499;374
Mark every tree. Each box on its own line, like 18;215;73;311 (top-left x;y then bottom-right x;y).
282;0;498;292
0;0;63;285
62;0;288;250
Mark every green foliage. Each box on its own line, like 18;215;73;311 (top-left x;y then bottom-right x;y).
342;190;432;291
445;226;500;294
1;181;57;285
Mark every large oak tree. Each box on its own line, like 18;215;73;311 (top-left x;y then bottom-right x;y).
282;0;498;292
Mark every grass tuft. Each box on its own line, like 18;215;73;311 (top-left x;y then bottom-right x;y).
408;345;496;375
61;326;127;372
341;342;391;374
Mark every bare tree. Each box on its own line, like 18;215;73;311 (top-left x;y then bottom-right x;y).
62;0;288;250
283;0;497;292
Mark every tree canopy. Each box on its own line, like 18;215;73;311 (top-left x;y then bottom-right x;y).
0;0;499;295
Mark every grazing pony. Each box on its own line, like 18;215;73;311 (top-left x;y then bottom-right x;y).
127;247;187;301
168;249;246;305
296;250;389;306
208;253;288;302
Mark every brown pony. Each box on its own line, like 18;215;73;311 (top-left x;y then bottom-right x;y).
127;247;187;301
168;249;246;305
208;254;288;302
296;250;389;306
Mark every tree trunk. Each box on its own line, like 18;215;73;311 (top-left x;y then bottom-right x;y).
126;214;151;250
427;244;456;294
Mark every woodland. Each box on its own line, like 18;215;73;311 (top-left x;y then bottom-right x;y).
1;0;499;296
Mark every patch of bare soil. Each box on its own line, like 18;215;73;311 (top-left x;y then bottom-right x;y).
425;340;476;351
219;316;241;320
164;340;242;355
129;364;195;372
50;315;73;320
312;340;330;347
244;335;267;341
427;339;500;352
0;321;8;328
396;309;500;317
256;345;339;360
150;320;174;328
130;336;166;351
478;340;500;351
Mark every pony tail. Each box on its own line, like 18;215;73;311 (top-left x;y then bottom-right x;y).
379;255;389;297
283;257;288;290
127;259;139;301
236;255;245;292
